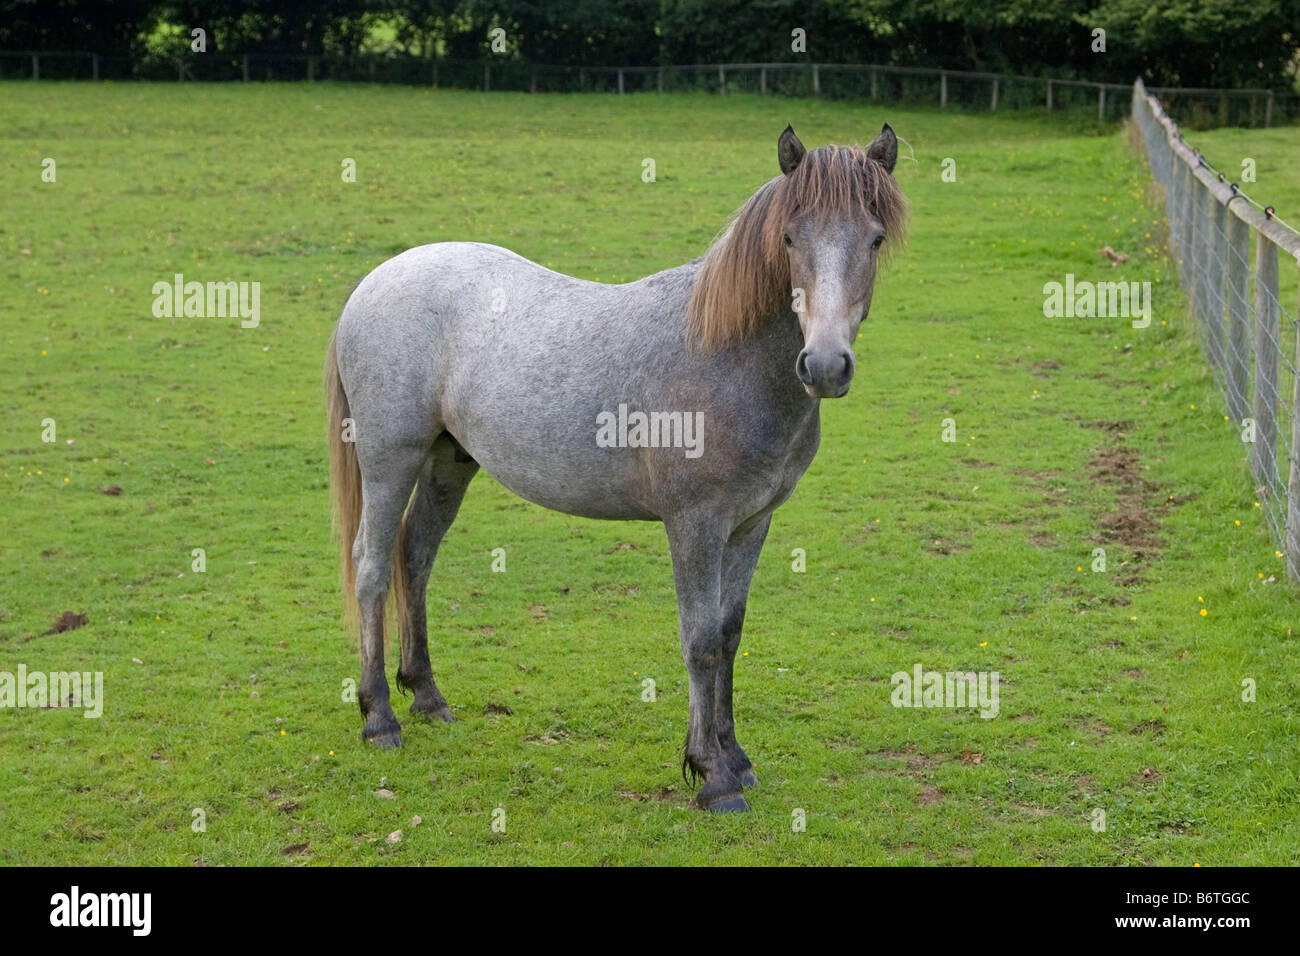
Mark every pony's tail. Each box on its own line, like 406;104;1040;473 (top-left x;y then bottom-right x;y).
326;331;407;653
327;332;363;644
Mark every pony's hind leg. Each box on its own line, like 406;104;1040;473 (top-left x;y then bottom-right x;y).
397;434;478;723
354;443;428;749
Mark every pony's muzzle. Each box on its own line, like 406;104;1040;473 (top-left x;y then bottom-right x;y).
796;347;855;398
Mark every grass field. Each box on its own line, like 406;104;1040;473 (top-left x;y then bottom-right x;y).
2;83;1298;866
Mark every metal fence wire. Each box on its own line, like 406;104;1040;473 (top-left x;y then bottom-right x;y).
1132;79;1300;579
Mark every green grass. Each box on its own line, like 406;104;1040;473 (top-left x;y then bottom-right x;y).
1;83;1298;866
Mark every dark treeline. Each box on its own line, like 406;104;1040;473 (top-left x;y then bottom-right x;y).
3;0;1298;89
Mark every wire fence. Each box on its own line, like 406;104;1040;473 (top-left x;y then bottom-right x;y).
4;51;1298;128
1132;79;1300;578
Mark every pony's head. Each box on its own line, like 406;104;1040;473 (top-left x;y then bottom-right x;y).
687;124;907;398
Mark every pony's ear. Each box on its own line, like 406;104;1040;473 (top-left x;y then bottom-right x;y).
866;123;898;174
778;125;806;175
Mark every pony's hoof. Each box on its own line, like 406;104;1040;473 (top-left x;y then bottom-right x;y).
411;702;456;723
362;726;403;749
705;793;751;813
737;768;759;789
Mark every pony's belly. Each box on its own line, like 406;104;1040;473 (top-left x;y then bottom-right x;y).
468;452;660;522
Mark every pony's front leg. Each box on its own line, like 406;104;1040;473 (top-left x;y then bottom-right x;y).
666;515;749;813
716;515;771;789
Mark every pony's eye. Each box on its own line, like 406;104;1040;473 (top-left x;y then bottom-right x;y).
872;235;885;250
783;233;793;247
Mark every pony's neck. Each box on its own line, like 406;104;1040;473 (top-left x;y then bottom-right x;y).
748;302;822;415
674;256;811;406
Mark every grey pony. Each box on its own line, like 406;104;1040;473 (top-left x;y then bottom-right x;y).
326;124;904;812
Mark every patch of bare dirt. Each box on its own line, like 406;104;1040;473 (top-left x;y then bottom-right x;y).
917;784;943;805
1085;419;1134;434
1030;531;1057;549
619;787;679;802
1069;717;1113;737
891;843;942;861
41;611;88;636
1087;436;1167;581
871;745;941;775
1130;719;1166;736
925;537;972;555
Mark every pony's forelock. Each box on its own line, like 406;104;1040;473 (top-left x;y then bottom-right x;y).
686;144;908;351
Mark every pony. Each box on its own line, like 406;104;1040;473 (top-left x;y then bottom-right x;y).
326;124;906;812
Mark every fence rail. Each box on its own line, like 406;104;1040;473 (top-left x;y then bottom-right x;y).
1132;78;1300;578
4;51;1298;127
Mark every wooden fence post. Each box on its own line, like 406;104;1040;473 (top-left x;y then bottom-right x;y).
1253;235;1280;484
1172;162;1188;284
617;69;624;95
1226;211;1252;424
1180;164;1199;292
939;70;947;107
812;63;819;95
1046;79;1052;110
1165;145;1180;252
760;66;766;95
990;76;998;111
1265;91;1274;128
92;53;99;81
1098;85;1106;122
242;53;249;82
32;52;38;80
657;68;663;93
719;66;725;95
1287;268;1300;579
1192;178;1212;328
1204;193;1228;370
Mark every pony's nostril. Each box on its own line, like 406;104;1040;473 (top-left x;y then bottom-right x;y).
837;351;855;386
795;350;813;385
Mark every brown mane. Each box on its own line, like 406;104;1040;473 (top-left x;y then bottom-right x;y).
686;143;908;351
